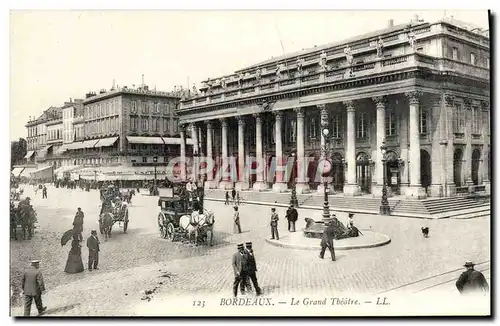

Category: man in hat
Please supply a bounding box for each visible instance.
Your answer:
[86,230,100,271]
[270,208,279,240]
[242,242,262,296]
[456,261,489,295]
[286,204,298,232]
[232,244,248,297]
[319,220,336,261]
[347,213,354,226]
[22,260,47,316]
[347,220,362,238]
[73,208,84,242]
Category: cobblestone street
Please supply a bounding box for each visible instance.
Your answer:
[10,185,490,316]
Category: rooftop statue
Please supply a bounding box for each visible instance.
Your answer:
[408,30,416,51]
[376,36,384,57]
[296,58,304,75]
[255,68,262,82]
[344,46,354,65]
[220,77,227,90]
[319,50,328,71]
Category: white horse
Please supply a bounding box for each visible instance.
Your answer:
[179,209,215,246]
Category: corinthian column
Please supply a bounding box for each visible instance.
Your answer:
[180,124,186,182]
[295,108,309,193]
[190,123,199,182]
[236,116,249,190]
[443,94,456,196]
[218,118,232,189]
[272,111,287,192]
[252,113,268,191]
[481,100,491,194]
[204,121,216,188]
[343,101,360,196]
[405,91,426,198]
[463,98,473,186]
[372,96,386,197]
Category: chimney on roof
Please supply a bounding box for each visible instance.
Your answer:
[388,19,394,28]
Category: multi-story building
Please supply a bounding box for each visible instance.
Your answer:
[177,16,490,198]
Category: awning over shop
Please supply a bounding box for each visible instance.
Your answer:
[24,151,35,159]
[54,165,81,174]
[32,166,53,174]
[57,144,68,154]
[126,136,165,145]
[83,139,100,149]
[66,141,85,150]
[95,137,119,148]
[19,168,37,178]
[162,137,193,145]
[11,167,25,177]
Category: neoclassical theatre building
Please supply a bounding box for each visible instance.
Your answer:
[177,17,490,198]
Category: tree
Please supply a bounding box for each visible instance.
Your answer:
[11,138,27,168]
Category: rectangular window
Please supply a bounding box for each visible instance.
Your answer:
[385,110,397,136]
[131,100,137,113]
[143,118,149,131]
[164,103,170,114]
[419,107,428,134]
[470,52,476,65]
[356,112,367,138]
[142,101,148,114]
[154,118,159,132]
[472,106,481,134]
[309,116,318,139]
[163,118,169,134]
[332,115,341,138]
[142,157,147,163]
[154,102,159,113]
[288,117,296,143]
[452,47,458,60]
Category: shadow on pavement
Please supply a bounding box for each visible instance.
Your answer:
[43,303,82,316]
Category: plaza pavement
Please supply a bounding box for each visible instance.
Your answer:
[10,185,490,316]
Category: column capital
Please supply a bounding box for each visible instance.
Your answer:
[179,124,187,132]
[273,110,283,120]
[444,94,455,107]
[372,96,386,109]
[294,107,305,119]
[237,115,246,125]
[463,98,472,109]
[481,100,490,111]
[253,113,262,123]
[405,91,422,105]
[317,104,326,111]
[204,120,213,128]
[219,118,228,127]
[343,100,355,112]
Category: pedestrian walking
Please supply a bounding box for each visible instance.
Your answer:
[232,243,248,297]
[225,191,230,205]
[319,220,336,261]
[86,230,100,271]
[236,192,241,206]
[22,260,47,316]
[231,188,236,205]
[233,206,242,234]
[64,234,84,274]
[456,261,489,295]
[270,208,279,240]
[73,208,84,242]
[242,242,262,296]
[42,186,47,199]
[286,204,298,232]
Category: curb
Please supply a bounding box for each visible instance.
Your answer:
[264,233,392,251]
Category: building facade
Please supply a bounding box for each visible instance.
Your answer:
[177,17,490,198]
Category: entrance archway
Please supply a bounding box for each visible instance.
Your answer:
[356,152,372,194]
[287,154,298,189]
[453,148,464,186]
[420,149,432,190]
[472,148,481,185]
[266,154,276,187]
[331,153,344,192]
[385,151,401,193]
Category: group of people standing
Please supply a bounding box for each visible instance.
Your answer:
[232,242,262,297]
[64,208,101,274]
[225,188,241,206]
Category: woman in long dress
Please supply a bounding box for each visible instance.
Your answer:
[233,206,242,234]
[64,234,84,274]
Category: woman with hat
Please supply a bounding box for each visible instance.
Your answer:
[64,233,84,274]
[233,206,242,234]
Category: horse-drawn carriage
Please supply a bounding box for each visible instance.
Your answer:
[157,195,215,246]
[99,198,129,240]
[10,198,37,240]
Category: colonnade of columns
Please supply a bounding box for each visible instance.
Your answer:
[178,91,489,198]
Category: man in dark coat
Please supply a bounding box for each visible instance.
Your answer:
[231,244,247,297]
[456,261,489,295]
[86,230,100,271]
[42,186,47,199]
[231,189,236,205]
[286,204,298,232]
[73,208,84,242]
[22,260,47,316]
[270,208,279,240]
[319,220,336,261]
[242,242,262,296]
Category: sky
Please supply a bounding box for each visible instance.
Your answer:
[9,9,489,140]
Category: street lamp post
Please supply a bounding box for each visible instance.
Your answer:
[153,156,158,188]
[321,127,331,221]
[379,139,391,215]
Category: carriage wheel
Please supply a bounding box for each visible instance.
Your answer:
[158,213,166,238]
[166,223,175,241]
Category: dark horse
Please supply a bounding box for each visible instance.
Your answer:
[99,212,114,241]
[11,202,36,240]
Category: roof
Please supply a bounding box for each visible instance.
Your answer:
[236,21,428,73]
